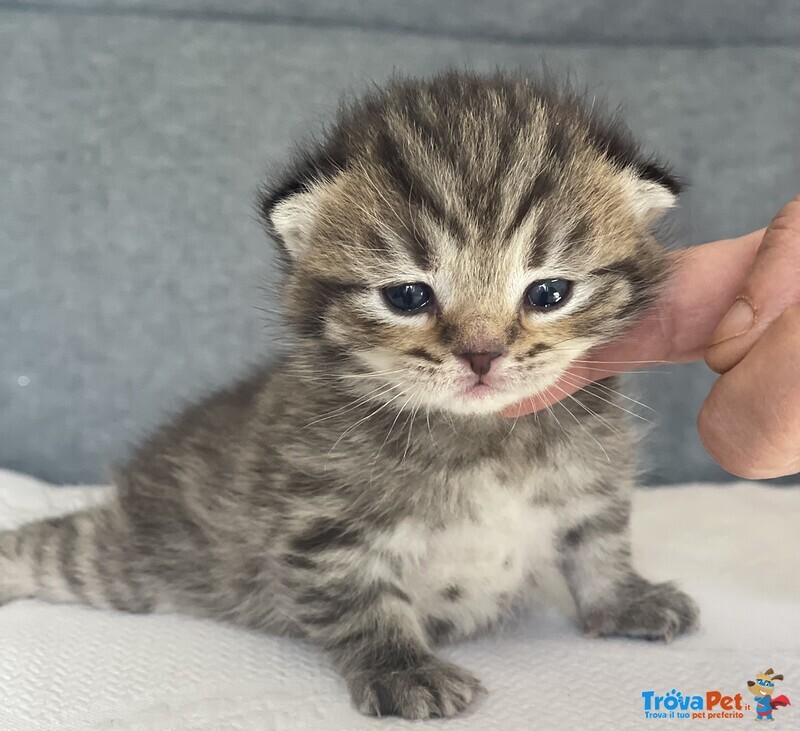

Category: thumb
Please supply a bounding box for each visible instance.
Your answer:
[705,195,800,374]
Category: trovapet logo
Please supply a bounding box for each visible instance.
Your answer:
[641,689,747,720]
[640,669,791,721]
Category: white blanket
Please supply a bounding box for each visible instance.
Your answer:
[0,470,798,730]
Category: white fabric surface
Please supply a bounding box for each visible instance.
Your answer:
[0,469,798,730]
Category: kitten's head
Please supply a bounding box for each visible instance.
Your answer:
[260,71,678,415]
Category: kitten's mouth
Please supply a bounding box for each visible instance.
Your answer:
[461,382,497,399]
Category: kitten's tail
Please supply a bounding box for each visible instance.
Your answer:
[0,504,158,613]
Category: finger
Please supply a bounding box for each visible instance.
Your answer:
[501,228,764,418]
[698,303,800,479]
[706,195,800,374]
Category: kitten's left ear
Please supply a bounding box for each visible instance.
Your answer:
[260,182,327,260]
[623,164,681,225]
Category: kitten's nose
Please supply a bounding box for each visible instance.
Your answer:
[457,351,503,377]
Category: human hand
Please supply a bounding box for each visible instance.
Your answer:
[700,196,800,478]
[502,196,800,479]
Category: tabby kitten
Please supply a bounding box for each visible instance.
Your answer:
[0,71,698,719]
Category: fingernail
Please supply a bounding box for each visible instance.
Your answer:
[709,298,755,346]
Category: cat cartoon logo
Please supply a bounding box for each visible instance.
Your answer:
[746,669,790,721]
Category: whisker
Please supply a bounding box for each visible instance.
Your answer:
[562,373,658,414]
[571,359,673,365]
[329,390,406,455]
[544,396,591,455]
[544,401,571,445]
[502,408,522,443]
[552,381,622,437]
[302,382,402,429]
[559,375,654,425]
[549,389,611,462]
[565,366,666,376]
[575,377,657,414]
[370,391,417,474]
[337,370,408,380]
[424,404,438,446]
[401,395,423,465]
[556,386,619,452]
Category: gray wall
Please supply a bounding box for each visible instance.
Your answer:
[1,1,798,484]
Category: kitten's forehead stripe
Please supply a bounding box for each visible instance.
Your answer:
[565,216,592,253]
[526,214,553,269]
[546,118,572,165]
[488,125,518,212]
[373,129,466,261]
[364,229,393,257]
[403,229,435,272]
[503,170,555,241]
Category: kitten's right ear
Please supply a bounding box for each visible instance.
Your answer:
[260,182,325,260]
[622,163,681,226]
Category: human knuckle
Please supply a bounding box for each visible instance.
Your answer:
[769,198,800,233]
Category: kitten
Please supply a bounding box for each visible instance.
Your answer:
[0,71,698,719]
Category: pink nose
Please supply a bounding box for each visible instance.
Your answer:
[457,351,503,377]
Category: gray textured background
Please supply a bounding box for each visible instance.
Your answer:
[1,1,799,484]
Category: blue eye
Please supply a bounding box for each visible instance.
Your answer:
[525,279,572,310]
[382,283,433,313]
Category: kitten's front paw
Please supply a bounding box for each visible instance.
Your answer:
[349,656,485,719]
[583,580,699,642]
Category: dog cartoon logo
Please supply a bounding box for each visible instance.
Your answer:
[747,669,790,721]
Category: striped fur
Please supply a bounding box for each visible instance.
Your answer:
[0,71,697,720]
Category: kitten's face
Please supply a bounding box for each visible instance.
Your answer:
[264,74,675,415]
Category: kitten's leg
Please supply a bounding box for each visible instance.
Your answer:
[289,559,484,718]
[558,498,699,641]
[0,503,161,613]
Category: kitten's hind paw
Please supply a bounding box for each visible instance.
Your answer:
[349,656,485,719]
[583,580,699,642]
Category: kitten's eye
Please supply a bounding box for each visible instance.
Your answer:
[525,279,573,310]
[382,283,433,313]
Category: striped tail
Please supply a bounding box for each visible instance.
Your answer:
[0,505,158,613]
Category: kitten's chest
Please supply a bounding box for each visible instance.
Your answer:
[373,467,589,637]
